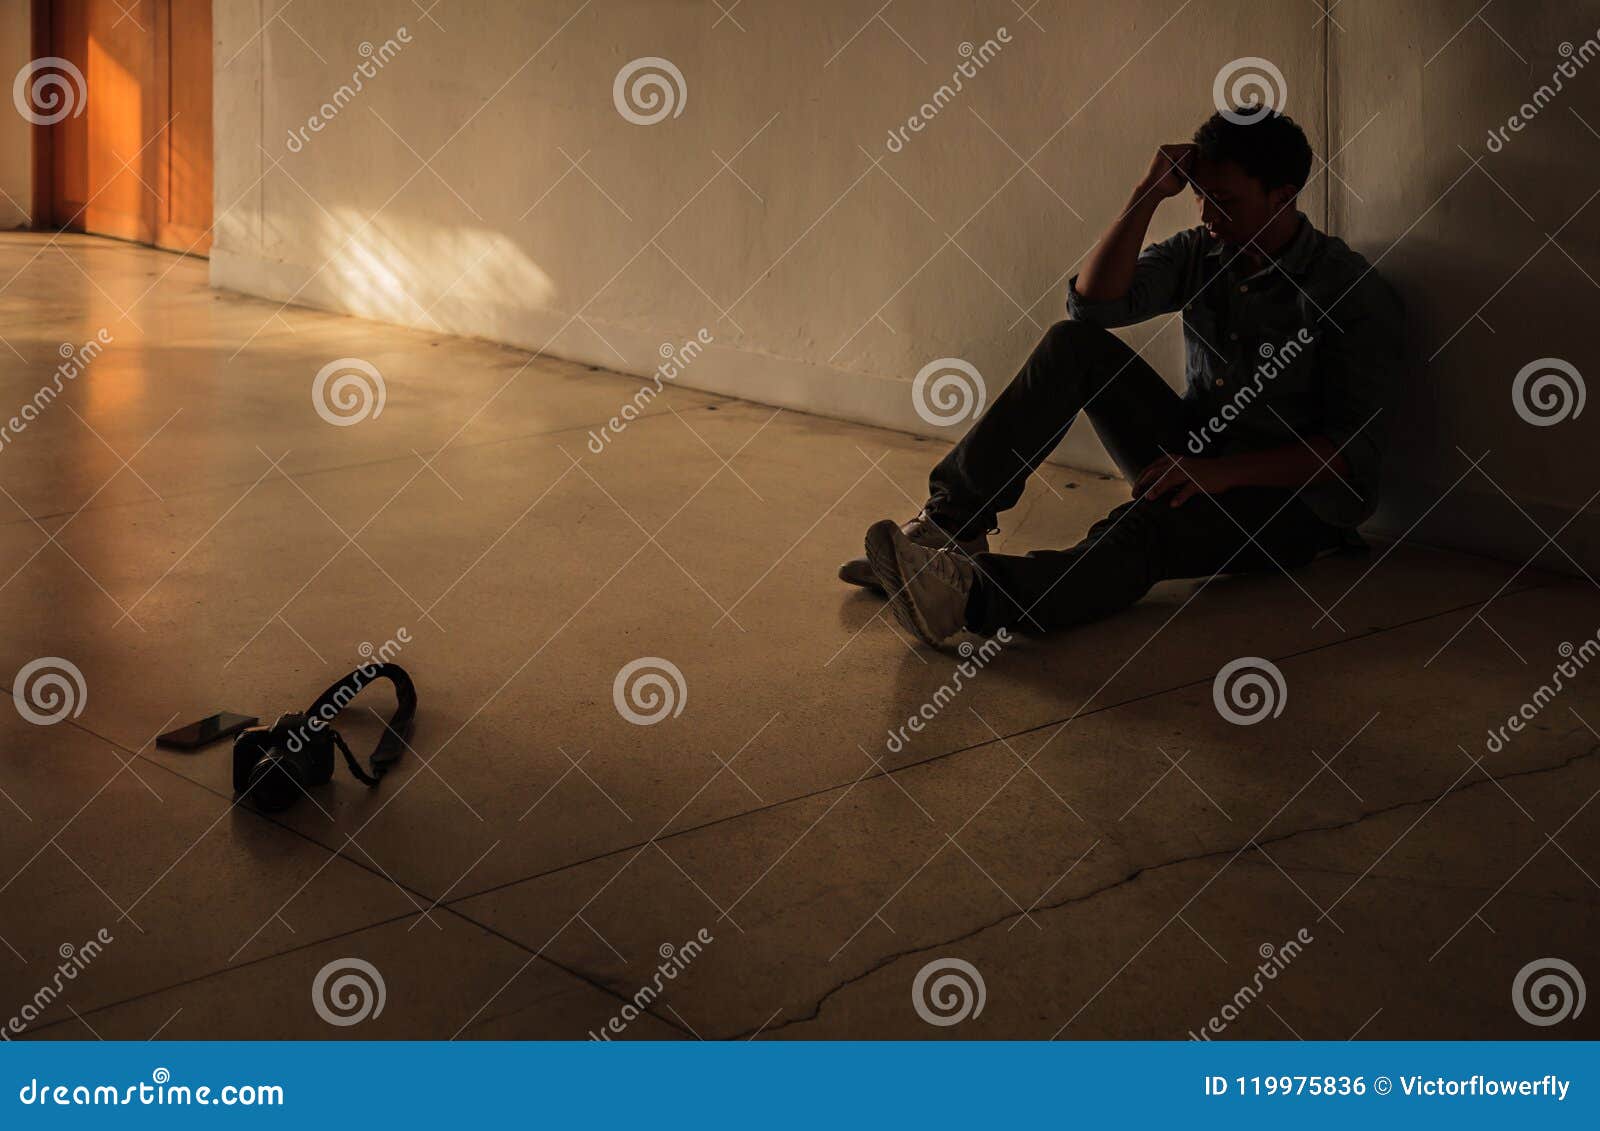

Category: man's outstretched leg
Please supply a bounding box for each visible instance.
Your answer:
[868,488,1342,646]
[839,320,1188,590]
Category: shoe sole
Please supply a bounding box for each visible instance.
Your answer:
[864,520,937,645]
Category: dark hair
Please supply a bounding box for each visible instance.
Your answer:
[1192,106,1313,191]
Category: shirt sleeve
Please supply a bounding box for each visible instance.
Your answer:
[1314,273,1405,505]
[1066,227,1200,328]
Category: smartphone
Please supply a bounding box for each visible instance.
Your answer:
[157,712,258,751]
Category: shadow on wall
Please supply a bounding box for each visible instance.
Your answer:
[1371,235,1597,576]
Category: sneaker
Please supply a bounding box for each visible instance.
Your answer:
[864,519,976,646]
[838,513,988,592]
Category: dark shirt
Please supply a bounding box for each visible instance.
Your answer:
[1066,214,1404,527]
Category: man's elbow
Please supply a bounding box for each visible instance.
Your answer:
[1065,281,1135,327]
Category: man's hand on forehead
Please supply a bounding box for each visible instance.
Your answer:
[1140,143,1196,199]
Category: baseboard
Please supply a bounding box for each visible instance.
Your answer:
[1370,479,1599,580]
[209,247,1596,578]
[208,246,1116,475]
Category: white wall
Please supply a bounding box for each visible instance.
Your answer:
[210,0,1599,571]
[210,0,1325,471]
[0,0,34,229]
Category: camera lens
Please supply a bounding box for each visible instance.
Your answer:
[244,751,302,812]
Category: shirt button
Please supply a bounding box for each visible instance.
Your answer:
[1238,284,1249,293]
[1215,378,1227,388]
[1228,332,1239,341]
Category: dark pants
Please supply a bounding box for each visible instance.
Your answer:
[925,321,1344,635]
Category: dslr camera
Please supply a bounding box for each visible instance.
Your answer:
[232,712,335,813]
[230,661,415,813]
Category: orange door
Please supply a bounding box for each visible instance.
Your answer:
[42,0,212,254]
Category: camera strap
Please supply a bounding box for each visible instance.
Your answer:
[304,662,417,788]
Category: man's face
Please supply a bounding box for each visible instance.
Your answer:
[1189,156,1295,247]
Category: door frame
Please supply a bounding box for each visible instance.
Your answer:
[28,0,53,230]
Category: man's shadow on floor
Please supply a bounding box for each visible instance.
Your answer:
[836,545,1374,773]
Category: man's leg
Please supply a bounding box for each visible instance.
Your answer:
[965,488,1344,636]
[925,320,1190,538]
[839,319,1184,592]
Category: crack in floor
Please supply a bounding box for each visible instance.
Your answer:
[1231,855,1600,907]
[436,581,1559,913]
[739,737,1600,1039]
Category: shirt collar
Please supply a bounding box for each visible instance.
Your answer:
[1203,213,1320,279]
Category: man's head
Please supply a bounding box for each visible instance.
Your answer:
[1188,106,1312,248]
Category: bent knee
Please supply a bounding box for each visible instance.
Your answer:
[1037,320,1129,392]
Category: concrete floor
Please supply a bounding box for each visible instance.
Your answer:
[0,232,1596,1041]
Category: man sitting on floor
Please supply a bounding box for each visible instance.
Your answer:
[840,105,1404,647]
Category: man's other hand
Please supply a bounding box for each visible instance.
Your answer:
[1139,144,1195,200]
[1134,452,1244,507]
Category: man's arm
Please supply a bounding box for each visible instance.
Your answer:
[1075,144,1194,302]
[1135,274,1403,510]
[1134,441,1352,508]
